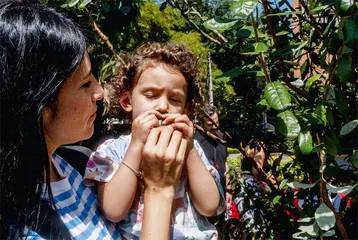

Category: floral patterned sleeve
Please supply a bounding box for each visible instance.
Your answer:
[194,139,226,215]
[83,136,130,187]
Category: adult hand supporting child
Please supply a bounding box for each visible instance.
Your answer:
[141,125,187,240]
[163,113,222,217]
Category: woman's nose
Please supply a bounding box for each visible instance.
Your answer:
[93,81,104,101]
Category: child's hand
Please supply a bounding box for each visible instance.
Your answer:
[162,113,194,152]
[131,110,162,148]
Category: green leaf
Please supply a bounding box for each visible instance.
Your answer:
[340,0,354,12]
[264,82,291,110]
[315,203,336,231]
[334,88,349,122]
[271,41,307,58]
[298,217,314,223]
[255,99,271,111]
[203,17,239,31]
[341,16,358,49]
[287,182,317,189]
[323,230,335,237]
[323,136,338,157]
[237,26,253,38]
[276,111,301,138]
[298,222,319,236]
[272,195,282,204]
[216,65,253,81]
[309,0,339,14]
[340,120,358,135]
[241,42,268,55]
[299,131,313,155]
[79,0,92,8]
[276,31,289,36]
[314,104,327,127]
[67,0,80,7]
[326,183,357,195]
[230,0,258,19]
[305,74,321,90]
[350,150,358,168]
[335,55,352,83]
[266,11,302,16]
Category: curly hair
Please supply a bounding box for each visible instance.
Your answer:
[104,42,205,119]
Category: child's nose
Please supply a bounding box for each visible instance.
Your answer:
[155,98,169,113]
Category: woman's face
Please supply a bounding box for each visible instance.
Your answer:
[43,53,104,151]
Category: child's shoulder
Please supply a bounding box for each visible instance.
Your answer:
[95,134,132,152]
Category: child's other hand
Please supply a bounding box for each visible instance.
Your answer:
[162,113,194,151]
[131,110,162,148]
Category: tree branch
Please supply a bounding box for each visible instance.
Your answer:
[167,0,223,45]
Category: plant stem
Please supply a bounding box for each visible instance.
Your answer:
[316,135,349,239]
[250,14,271,83]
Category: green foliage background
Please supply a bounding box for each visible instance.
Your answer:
[42,0,357,239]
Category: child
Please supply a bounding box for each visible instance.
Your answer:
[84,42,225,239]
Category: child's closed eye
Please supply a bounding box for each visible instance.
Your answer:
[143,92,157,99]
[170,98,182,104]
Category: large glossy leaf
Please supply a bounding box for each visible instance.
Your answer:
[309,0,339,14]
[264,82,291,110]
[335,55,352,83]
[341,16,358,49]
[340,0,354,12]
[230,0,258,19]
[203,17,239,31]
[340,120,358,135]
[216,65,253,81]
[271,41,307,58]
[305,74,321,90]
[79,0,92,8]
[323,136,338,157]
[266,11,302,16]
[334,88,350,122]
[298,221,319,236]
[287,182,317,189]
[351,150,358,168]
[299,131,313,155]
[315,203,336,231]
[326,183,357,195]
[314,104,327,127]
[323,230,335,237]
[241,42,268,55]
[276,111,301,138]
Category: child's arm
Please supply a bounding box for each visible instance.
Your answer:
[97,110,161,222]
[166,114,222,217]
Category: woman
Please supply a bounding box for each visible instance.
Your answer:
[0,1,185,239]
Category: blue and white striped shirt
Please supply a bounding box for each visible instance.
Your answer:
[37,153,121,239]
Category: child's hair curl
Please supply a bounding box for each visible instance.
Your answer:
[104,42,205,119]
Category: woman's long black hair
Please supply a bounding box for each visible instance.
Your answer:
[0,1,87,237]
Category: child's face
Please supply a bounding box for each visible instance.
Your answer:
[124,64,188,120]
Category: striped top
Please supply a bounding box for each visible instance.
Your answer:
[39,153,122,239]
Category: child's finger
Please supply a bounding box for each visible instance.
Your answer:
[171,122,193,139]
[141,114,160,130]
[136,110,163,122]
[162,113,181,125]
[173,114,191,125]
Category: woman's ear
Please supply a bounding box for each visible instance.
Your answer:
[120,90,133,113]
